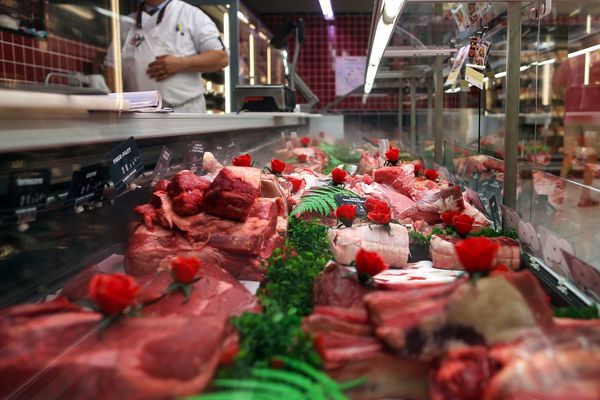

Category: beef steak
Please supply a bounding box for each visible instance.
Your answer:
[202,166,261,221]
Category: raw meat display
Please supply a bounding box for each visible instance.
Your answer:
[399,185,465,224]
[372,261,465,289]
[430,234,520,271]
[327,223,409,267]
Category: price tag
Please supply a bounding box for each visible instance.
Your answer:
[5,169,51,224]
[182,142,204,172]
[69,164,107,206]
[464,187,489,219]
[152,146,172,182]
[105,137,144,193]
[334,194,367,216]
[489,195,501,229]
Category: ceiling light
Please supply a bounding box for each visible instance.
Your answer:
[569,44,600,59]
[319,0,334,21]
[237,11,249,24]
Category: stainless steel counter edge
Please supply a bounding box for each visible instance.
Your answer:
[0,112,322,152]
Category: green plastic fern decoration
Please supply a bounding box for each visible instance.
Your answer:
[291,186,358,217]
[187,357,365,400]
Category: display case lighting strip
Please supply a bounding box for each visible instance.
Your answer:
[237,11,250,24]
[568,43,600,59]
[364,0,406,94]
[223,11,231,113]
[319,0,335,21]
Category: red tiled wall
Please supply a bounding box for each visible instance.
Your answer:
[261,14,398,112]
[0,31,104,85]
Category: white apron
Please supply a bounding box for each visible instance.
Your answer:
[121,1,205,112]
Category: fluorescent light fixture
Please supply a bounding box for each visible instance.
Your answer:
[267,46,272,84]
[445,87,461,94]
[224,11,231,113]
[258,31,268,40]
[58,4,94,20]
[319,0,335,21]
[249,24,256,30]
[520,65,530,72]
[249,33,255,85]
[569,43,600,59]
[364,0,406,94]
[495,71,507,79]
[532,58,555,66]
[237,11,249,24]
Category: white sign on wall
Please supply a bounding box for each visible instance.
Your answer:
[335,56,367,96]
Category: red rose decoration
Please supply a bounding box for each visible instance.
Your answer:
[490,263,511,277]
[365,197,388,213]
[355,248,389,279]
[335,204,357,227]
[452,214,475,236]
[367,202,392,225]
[385,147,400,164]
[271,159,286,174]
[413,161,423,175]
[232,154,252,167]
[286,176,304,192]
[297,154,308,163]
[89,273,139,315]
[300,136,310,147]
[171,257,201,284]
[455,237,500,274]
[440,210,461,227]
[331,167,347,185]
[424,169,439,180]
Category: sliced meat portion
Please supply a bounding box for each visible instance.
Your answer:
[202,166,261,221]
[292,147,329,172]
[399,185,465,225]
[327,223,409,268]
[358,151,380,175]
[373,164,416,197]
[430,234,520,271]
[313,263,374,309]
[373,261,465,289]
[365,271,553,360]
[0,300,228,400]
[349,181,415,217]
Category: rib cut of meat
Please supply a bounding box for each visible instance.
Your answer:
[372,260,465,289]
[399,185,465,224]
[138,261,260,318]
[327,223,409,268]
[0,299,229,400]
[202,166,261,221]
[313,263,374,309]
[365,271,553,360]
[430,234,520,271]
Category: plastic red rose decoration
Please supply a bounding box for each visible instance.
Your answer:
[452,214,475,236]
[171,256,201,284]
[286,176,304,192]
[297,154,308,163]
[368,202,392,225]
[355,248,389,280]
[385,147,400,164]
[424,169,439,180]
[331,167,347,185]
[300,136,310,147]
[232,154,252,167]
[365,197,388,213]
[89,273,139,315]
[455,237,500,274]
[335,204,357,227]
[271,159,286,174]
[440,210,461,227]
[413,161,423,175]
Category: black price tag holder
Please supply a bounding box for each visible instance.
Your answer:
[334,194,367,216]
[152,146,172,183]
[4,168,51,226]
[68,163,108,209]
[182,142,204,173]
[488,195,501,229]
[105,136,145,195]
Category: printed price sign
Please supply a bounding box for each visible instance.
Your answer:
[5,169,51,224]
[69,164,107,206]
[182,142,204,172]
[105,137,144,193]
[489,195,501,229]
[334,194,367,216]
[152,146,172,182]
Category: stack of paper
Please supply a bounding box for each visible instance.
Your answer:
[108,91,172,113]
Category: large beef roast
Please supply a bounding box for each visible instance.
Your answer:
[0,298,229,400]
[202,166,261,221]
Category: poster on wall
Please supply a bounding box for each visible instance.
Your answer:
[335,56,367,96]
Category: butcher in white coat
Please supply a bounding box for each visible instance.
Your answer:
[104,0,228,113]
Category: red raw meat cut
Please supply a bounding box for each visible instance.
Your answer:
[345,180,415,217]
[167,170,211,216]
[372,261,465,289]
[153,179,170,192]
[202,166,261,221]
[0,299,229,400]
[292,147,328,172]
[373,164,415,197]
[365,271,553,360]
[138,261,260,318]
[358,152,380,175]
[399,185,465,224]
[313,263,375,309]
[430,234,520,271]
[303,304,429,400]
[133,203,159,230]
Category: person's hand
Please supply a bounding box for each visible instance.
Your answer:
[147,55,188,81]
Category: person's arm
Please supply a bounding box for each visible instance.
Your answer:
[146,50,228,81]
